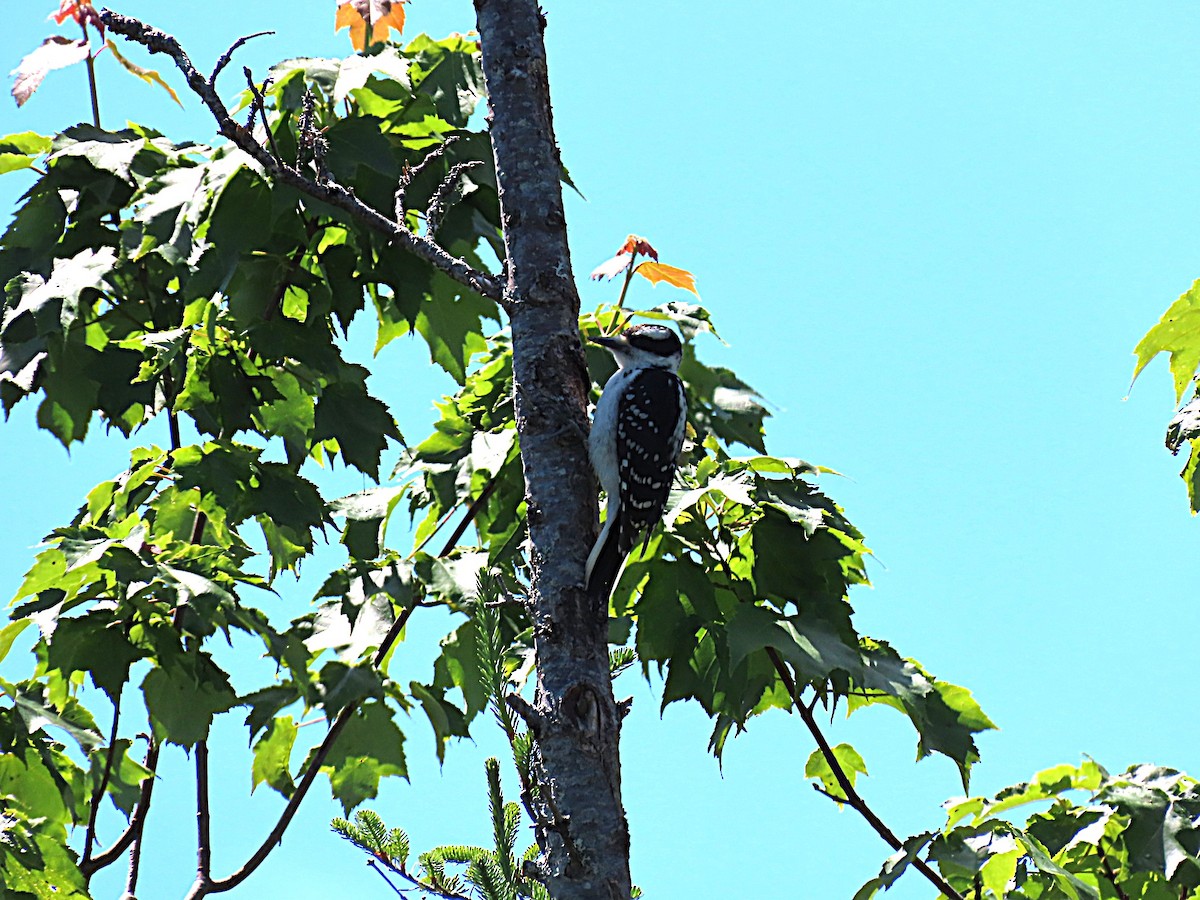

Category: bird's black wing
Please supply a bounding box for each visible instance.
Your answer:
[615,367,686,552]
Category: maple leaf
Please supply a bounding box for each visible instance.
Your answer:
[335,0,407,52]
[635,261,699,296]
[589,233,660,281]
[11,36,90,107]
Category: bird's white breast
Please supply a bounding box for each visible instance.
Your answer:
[589,366,635,501]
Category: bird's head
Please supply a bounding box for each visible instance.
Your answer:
[592,323,683,372]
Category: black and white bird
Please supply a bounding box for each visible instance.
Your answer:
[586,324,687,602]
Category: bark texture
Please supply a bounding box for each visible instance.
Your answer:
[473,2,633,898]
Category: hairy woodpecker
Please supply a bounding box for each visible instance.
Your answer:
[586,323,687,602]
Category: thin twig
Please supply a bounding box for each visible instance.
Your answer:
[188,603,419,898]
[766,648,967,900]
[1098,843,1130,900]
[438,476,501,557]
[195,740,213,887]
[367,859,406,897]
[426,161,483,236]
[243,67,281,162]
[81,699,122,875]
[99,10,505,307]
[82,20,101,128]
[81,738,160,877]
[395,135,463,223]
[209,31,273,86]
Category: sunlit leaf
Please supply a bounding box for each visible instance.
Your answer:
[10,36,90,108]
[335,0,407,52]
[635,261,698,296]
[805,743,868,803]
[104,39,182,107]
[1133,278,1200,402]
[252,716,298,798]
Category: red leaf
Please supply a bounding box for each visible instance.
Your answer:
[11,36,90,108]
[52,0,103,34]
[590,234,662,280]
[618,234,658,261]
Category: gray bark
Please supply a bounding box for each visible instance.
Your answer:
[473,2,633,898]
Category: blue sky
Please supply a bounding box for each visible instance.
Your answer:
[3,2,1200,898]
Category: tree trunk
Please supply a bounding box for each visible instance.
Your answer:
[473,2,633,898]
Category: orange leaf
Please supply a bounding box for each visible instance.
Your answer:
[335,0,406,51]
[104,39,182,107]
[11,36,89,107]
[634,261,699,296]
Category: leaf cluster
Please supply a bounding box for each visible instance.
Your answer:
[858,761,1200,900]
[0,32,511,893]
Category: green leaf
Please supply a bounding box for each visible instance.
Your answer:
[1099,766,1199,879]
[7,690,103,751]
[320,701,407,814]
[804,743,868,804]
[4,247,115,339]
[141,655,238,747]
[241,685,302,741]
[330,486,408,559]
[88,738,151,817]
[0,748,71,826]
[0,620,31,665]
[1133,278,1200,402]
[414,274,497,385]
[0,132,52,155]
[306,588,396,663]
[252,716,298,798]
[46,613,146,702]
[317,662,385,718]
[406,34,486,127]
[678,344,769,452]
[727,604,862,683]
[314,377,402,480]
[1013,829,1100,900]
[853,832,935,900]
[409,681,469,763]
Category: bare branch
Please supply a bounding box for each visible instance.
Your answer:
[98,9,505,307]
[426,161,483,236]
[82,699,121,875]
[243,67,281,162]
[505,693,545,737]
[80,738,161,877]
[395,134,462,222]
[209,31,273,86]
[766,649,967,900]
[195,740,213,887]
[188,602,419,898]
[438,474,501,557]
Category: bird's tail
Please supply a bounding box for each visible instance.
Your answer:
[585,503,625,603]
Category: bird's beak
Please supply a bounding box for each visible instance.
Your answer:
[591,335,627,350]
